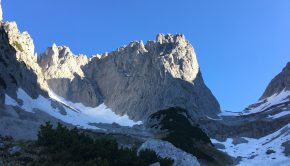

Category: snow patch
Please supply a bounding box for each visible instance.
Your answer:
[244,89,290,115]
[211,124,290,166]
[267,110,290,119]
[4,94,18,106]
[218,111,243,117]
[48,90,142,127]
[4,88,142,129]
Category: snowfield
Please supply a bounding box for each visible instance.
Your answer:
[243,89,290,115]
[211,124,290,166]
[218,111,243,117]
[267,110,290,119]
[5,88,142,129]
[219,90,290,117]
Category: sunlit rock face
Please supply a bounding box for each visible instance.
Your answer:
[38,45,103,107]
[38,34,220,121]
[83,34,220,120]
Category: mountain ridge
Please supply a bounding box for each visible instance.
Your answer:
[37,33,221,120]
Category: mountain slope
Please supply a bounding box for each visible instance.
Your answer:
[244,62,290,117]
[210,62,290,165]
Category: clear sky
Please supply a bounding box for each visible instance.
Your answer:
[3,0,290,112]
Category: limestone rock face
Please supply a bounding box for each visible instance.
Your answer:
[260,62,290,99]
[83,34,220,120]
[38,45,103,107]
[38,34,220,121]
[0,22,48,104]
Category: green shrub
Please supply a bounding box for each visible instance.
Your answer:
[36,122,173,166]
[139,149,173,166]
[12,41,24,52]
[149,107,214,160]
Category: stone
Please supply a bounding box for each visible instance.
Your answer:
[232,137,248,145]
[0,142,4,149]
[138,139,200,166]
[8,146,22,156]
[282,140,290,156]
[266,149,276,155]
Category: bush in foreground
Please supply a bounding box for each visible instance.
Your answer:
[35,122,173,166]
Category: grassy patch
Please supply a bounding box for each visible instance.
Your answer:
[12,41,24,52]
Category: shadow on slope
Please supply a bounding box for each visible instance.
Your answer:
[0,24,47,104]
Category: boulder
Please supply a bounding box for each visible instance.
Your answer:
[8,146,22,156]
[138,139,200,166]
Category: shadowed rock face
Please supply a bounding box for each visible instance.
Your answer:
[39,34,221,121]
[0,22,65,140]
[0,22,48,103]
[260,62,290,99]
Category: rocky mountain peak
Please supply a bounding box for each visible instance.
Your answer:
[38,44,88,79]
[80,33,219,120]
[260,62,290,99]
[3,22,35,57]
[155,33,187,46]
[149,33,199,82]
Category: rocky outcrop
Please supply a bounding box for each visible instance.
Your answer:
[138,139,201,166]
[38,45,103,107]
[0,21,48,104]
[260,62,290,99]
[0,21,66,140]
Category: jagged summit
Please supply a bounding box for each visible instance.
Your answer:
[260,62,290,99]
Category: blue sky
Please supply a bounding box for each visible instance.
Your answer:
[3,0,290,112]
